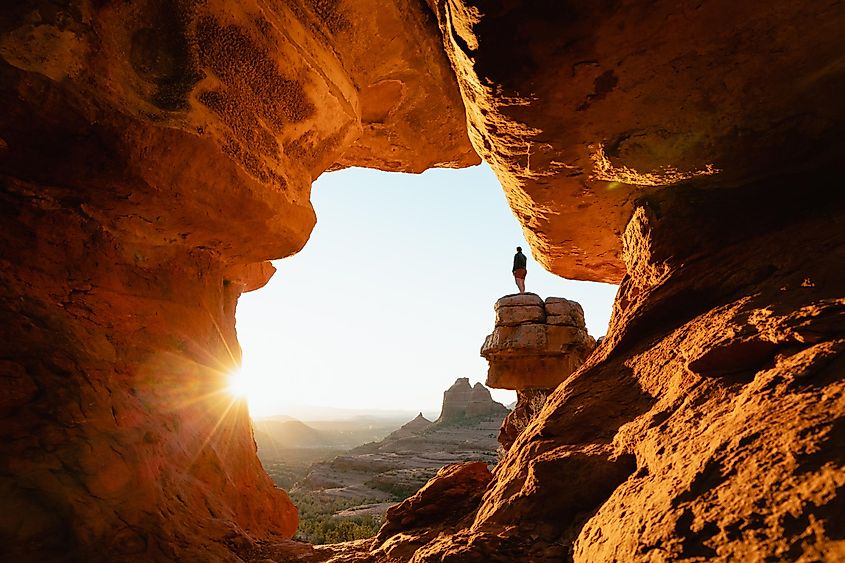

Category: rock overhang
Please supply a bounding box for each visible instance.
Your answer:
[429,0,845,282]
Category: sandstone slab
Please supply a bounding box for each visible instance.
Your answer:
[494,293,544,308]
[430,0,845,282]
[544,298,586,326]
[494,304,546,326]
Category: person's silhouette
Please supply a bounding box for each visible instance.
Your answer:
[512,246,527,293]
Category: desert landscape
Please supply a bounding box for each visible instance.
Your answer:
[1,1,843,562]
[255,377,509,544]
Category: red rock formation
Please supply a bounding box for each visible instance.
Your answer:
[0,1,476,560]
[482,294,595,391]
[436,378,507,423]
[496,389,548,453]
[481,293,594,451]
[373,462,493,561]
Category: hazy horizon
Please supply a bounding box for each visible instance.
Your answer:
[235,163,618,418]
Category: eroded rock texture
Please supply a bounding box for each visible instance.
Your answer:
[430,0,845,282]
[0,1,475,561]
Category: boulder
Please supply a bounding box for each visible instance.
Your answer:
[494,293,544,308]
[376,462,492,544]
[482,296,595,391]
[544,298,586,327]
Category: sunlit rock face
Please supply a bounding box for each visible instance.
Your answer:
[0,1,475,560]
[429,0,845,283]
[3,0,845,562]
[482,293,595,391]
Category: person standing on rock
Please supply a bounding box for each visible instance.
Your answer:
[512,246,527,293]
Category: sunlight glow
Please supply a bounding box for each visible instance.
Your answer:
[227,369,253,399]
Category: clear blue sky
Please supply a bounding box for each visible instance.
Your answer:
[235,163,618,419]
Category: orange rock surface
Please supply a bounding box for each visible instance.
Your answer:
[2,0,845,562]
[482,294,594,390]
[430,0,845,282]
[0,1,475,560]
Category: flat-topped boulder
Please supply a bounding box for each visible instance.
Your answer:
[494,292,547,326]
[494,293,544,308]
[481,295,595,391]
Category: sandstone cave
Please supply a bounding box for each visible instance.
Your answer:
[1,1,844,562]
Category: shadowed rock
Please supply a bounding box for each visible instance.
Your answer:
[436,378,507,423]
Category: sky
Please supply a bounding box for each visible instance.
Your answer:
[234,163,618,420]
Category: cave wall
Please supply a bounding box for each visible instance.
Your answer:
[430,0,845,282]
[0,1,475,561]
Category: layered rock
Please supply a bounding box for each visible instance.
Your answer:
[481,294,595,391]
[0,1,476,560]
[481,294,594,451]
[437,378,508,423]
[430,0,845,282]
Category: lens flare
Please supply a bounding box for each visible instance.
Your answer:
[228,369,251,398]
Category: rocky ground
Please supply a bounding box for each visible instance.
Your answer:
[293,412,504,505]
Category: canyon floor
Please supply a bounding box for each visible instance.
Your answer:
[255,379,508,544]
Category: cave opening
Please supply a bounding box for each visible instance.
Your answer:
[231,162,618,543]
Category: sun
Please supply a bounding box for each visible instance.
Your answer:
[227,369,253,399]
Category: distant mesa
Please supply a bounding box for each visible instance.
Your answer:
[292,378,505,513]
[436,377,508,424]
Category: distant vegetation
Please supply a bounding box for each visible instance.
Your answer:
[260,447,343,490]
[291,492,384,544]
